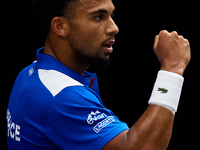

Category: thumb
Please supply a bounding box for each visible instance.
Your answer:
[153,35,159,51]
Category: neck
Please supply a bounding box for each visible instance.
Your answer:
[43,36,89,75]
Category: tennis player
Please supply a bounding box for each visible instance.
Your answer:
[7,0,191,149]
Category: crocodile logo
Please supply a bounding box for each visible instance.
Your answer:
[157,88,168,93]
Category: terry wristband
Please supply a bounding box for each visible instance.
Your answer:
[148,70,184,115]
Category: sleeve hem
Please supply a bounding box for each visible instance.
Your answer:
[91,124,129,150]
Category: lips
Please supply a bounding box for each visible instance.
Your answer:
[102,39,115,53]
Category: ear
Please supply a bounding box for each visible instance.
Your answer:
[51,17,69,37]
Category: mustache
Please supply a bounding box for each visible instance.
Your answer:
[102,37,115,45]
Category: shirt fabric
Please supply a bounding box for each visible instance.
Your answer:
[7,47,129,150]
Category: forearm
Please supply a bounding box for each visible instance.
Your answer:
[103,31,190,150]
[126,70,183,149]
[125,70,183,149]
[103,71,183,150]
[126,105,174,150]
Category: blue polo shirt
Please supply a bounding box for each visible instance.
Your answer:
[7,47,129,150]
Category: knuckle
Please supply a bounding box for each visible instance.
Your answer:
[160,30,168,34]
[179,35,184,39]
[184,38,189,43]
[171,31,178,35]
[170,31,179,38]
[182,37,190,45]
[159,30,169,37]
[186,40,190,46]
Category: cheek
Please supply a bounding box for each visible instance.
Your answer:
[69,26,102,54]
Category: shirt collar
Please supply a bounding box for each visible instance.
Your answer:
[35,47,99,93]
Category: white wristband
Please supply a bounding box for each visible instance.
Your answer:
[148,70,184,115]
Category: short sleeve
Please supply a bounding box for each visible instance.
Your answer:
[47,86,129,150]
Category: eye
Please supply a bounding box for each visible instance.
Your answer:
[95,14,104,21]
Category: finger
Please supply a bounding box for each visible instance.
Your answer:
[170,31,179,39]
[184,38,189,44]
[179,35,189,43]
[179,35,184,39]
[159,30,169,37]
[153,35,159,51]
[171,31,178,35]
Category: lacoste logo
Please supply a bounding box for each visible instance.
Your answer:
[87,110,107,125]
[157,88,168,93]
[93,116,115,133]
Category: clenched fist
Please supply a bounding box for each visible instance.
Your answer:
[153,30,191,76]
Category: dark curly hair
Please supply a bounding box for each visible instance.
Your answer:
[32,0,79,37]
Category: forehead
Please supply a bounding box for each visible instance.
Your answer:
[78,0,115,13]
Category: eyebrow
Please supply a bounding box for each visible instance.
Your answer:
[90,8,115,15]
[91,9,108,14]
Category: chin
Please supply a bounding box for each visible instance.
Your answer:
[87,56,112,72]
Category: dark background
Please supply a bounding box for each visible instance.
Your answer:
[2,0,199,149]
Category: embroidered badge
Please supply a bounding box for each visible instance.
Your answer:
[157,88,168,93]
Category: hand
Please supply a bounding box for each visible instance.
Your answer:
[153,30,191,76]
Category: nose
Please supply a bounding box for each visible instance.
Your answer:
[105,18,119,36]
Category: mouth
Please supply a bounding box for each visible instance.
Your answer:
[102,38,115,53]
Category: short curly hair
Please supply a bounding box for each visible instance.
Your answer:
[32,0,79,37]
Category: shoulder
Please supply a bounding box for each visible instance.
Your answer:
[38,69,84,97]
[38,69,103,106]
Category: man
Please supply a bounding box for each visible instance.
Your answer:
[7,0,191,149]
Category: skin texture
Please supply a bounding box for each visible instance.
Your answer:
[154,30,190,76]
[102,30,190,150]
[43,0,191,149]
[44,0,118,75]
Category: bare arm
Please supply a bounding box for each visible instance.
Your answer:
[103,30,191,150]
[103,105,174,150]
